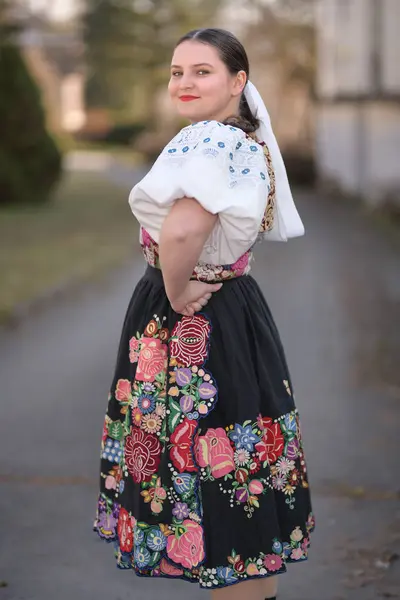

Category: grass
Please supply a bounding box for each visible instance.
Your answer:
[0,171,138,322]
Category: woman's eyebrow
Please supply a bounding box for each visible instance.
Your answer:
[170,63,214,69]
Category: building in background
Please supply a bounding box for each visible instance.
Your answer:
[316,0,400,208]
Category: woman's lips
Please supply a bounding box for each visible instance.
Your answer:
[179,96,200,102]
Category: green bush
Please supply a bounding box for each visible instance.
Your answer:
[0,44,62,206]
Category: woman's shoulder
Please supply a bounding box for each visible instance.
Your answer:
[163,120,262,157]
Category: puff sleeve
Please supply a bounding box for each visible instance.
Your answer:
[129,120,269,264]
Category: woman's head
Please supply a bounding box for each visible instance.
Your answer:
[168,28,259,132]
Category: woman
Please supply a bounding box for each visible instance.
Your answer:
[94,28,314,600]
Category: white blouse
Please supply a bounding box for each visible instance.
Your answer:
[129,120,270,265]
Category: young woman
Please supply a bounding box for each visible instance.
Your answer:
[94,28,314,600]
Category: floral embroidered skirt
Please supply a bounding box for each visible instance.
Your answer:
[94,265,315,589]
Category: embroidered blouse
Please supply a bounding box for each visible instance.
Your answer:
[129,120,276,267]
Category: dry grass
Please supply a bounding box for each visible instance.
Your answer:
[0,171,137,321]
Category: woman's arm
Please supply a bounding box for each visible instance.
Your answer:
[159,197,217,304]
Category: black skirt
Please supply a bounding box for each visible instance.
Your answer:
[94,265,314,590]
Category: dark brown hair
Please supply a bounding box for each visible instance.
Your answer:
[176,28,259,134]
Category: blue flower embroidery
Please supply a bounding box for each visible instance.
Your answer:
[137,394,156,414]
[135,545,151,568]
[229,166,235,173]
[250,145,258,152]
[236,142,242,149]
[218,142,225,148]
[168,148,177,153]
[229,424,260,451]
[229,152,234,160]
[203,137,211,143]
[102,438,123,463]
[146,528,167,551]
[230,127,237,131]
[216,566,238,584]
[242,168,250,175]
[182,146,189,153]
[134,529,145,546]
[260,172,266,180]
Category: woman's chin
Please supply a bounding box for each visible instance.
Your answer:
[177,106,208,123]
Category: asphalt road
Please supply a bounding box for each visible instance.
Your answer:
[0,183,399,600]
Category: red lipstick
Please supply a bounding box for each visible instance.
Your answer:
[179,95,200,102]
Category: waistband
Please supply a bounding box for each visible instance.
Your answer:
[143,264,247,285]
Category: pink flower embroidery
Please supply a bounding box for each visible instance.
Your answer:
[170,315,211,367]
[264,553,283,572]
[291,547,305,561]
[125,428,161,483]
[166,520,205,569]
[195,428,235,478]
[159,558,183,576]
[115,379,132,402]
[129,337,140,363]
[136,337,167,382]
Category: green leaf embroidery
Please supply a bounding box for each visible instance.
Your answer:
[108,422,124,440]
[168,399,181,431]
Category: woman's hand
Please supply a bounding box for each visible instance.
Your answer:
[170,281,222,316]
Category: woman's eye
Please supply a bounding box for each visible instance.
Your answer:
[198,70,210,76]
[171,71,182,77]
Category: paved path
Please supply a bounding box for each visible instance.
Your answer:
[0,178,399,600]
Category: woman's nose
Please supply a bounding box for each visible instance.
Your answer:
[179,74,194,89]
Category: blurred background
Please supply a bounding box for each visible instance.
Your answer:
[0,1,399,599]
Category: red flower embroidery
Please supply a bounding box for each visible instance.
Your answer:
[125,428,161,483]
[255,416,284,464]
[136,337,167,382]
[170,419,197,473]
[170,315,211,367]
[117,508,134,552]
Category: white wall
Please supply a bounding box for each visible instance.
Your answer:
[381,0,400,93]
[316,0,373,98]
[316,0,400,206]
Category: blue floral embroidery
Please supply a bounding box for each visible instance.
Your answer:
[218,142,225,148]
[229,152,233,160]
[216,567,238,584]
[250,145,258,152]
[230,127,237,132]
[168,148,177,153]
[135,528,145,545]
[229,166,235,173]
[102,438,122,463]
[236,142,242,149]
[182,146,189,153]
[147,528,167,551]
[203,137,211,143]
[229,423,260,452]
[135,546,151,568]
[137,394,156,414]
[242,168,250,175]
[260,172,266,180]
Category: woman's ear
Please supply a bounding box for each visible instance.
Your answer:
[233,70,247,96]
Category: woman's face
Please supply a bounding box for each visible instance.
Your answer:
[168,40,246,123]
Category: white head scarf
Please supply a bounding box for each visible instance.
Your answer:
[244,81,305,241]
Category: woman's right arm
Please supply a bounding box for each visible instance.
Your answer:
[159,197,222,314]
